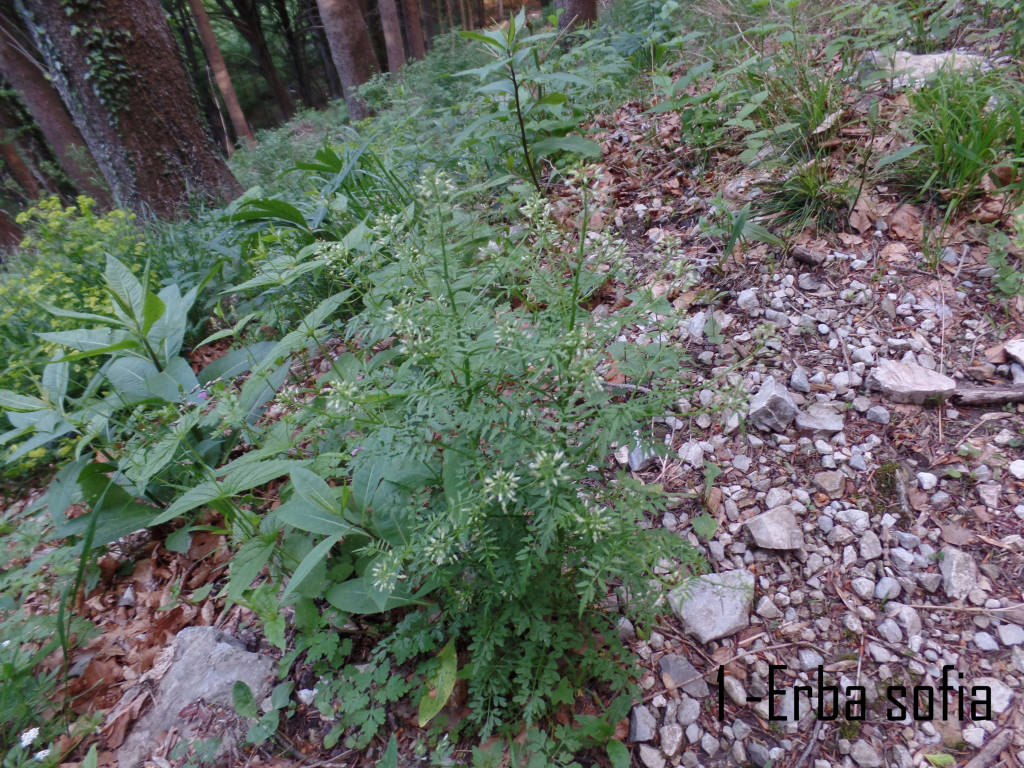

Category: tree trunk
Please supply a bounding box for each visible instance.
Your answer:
[0,14,110,204]
[0,136,39,199]
[273,0,315,107]
[315,0,378,120]
[188,0,256,148]
[167,0,231,153]
[443,0,453,33]
[378,0,406,72]
[557,0,596,32]
[0,206,21,246]
[401,0,426,58]
[18,0,241,218]
[302,0,342,100]
[471,0,483,27]
[212,0,296,121]
[418,0,436,46]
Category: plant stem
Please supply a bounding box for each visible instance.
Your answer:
[508,62,541,192]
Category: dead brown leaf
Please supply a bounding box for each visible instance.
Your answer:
[940,523,974,546]
[889,204,922,241]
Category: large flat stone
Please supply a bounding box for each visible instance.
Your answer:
[669,569,754,643]
[658,654,710,697]
[116,627,275,768]
[862,50,991,89]
[870,359,955,405]
[745,506,804,550]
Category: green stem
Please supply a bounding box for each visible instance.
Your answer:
[508,62,541,192]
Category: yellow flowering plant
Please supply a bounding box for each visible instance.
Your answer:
[0,196,145,396]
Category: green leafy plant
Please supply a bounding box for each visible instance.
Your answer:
[987,204,1024,297]
[894,68,1024,211]
[457,8,602,190]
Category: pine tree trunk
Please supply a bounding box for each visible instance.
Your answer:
[557,0,596,32]
[0,15,110,204]
[378,0,406,72]
[315,0,378,120]
[17,0,241,218]
[188,0,256,148]
[402,0,426,58]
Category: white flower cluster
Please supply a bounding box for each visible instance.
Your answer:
[324,379,359,413]
[414,170,457,205]
[369,550,405,594]
[483,469,520,509]
[528,450,571,498]
[571,497,615,542]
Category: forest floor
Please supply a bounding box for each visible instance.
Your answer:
[3,4,1024,768]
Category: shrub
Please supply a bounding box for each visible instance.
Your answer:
[0,196,144,396]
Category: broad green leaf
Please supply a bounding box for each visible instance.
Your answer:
[195,312,258,348]
[56,338,142,363]
[37,328,131,354]
[39,303,117,325]
[148,480,222,526]
[276,498,357,536]
[42,358,69,404]
[280,534,341,603]
[232,681,259,718]
[0,389,47,412]
[417,638,458,726]
[198,342,275,384]
[69,463,160,546]
[106,357,161,404]
[154,458,303,526]
[141,291,166,335]
[606,740,630,768]
[325,577,419,615]
[165,527,192,553]
[105,254,146,323]
[924,755,955,768]
[82,746,98,768]
[228,538,275,600]
[290,467,338,514]
[532,135,603,159]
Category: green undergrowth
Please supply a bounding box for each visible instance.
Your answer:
[3,0,1024,764]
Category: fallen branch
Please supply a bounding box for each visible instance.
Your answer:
[963,728,1012,768]
[952,385,1024,406]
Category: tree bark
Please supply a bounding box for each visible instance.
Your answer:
[378,0,406,72]
[0,206,21,246]
[557,0,596,32]
[315,0,378,120]
[188,0,256,148]
[212,0,296,121]
[0,13,110,204]
[167,0,231,153]
[0,136,39,199]
[18,0,241,218]
[401,0,426,59]
[272,0,315,107]
[301,0,342,100]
